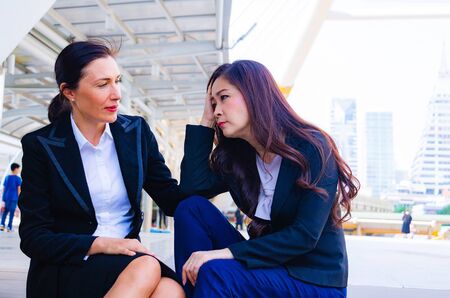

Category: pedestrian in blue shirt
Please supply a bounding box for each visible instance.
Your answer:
[1,163,22,232]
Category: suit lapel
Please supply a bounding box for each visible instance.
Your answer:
[37,115,95,219]
[110,115,143,211]
[270,136,302,221]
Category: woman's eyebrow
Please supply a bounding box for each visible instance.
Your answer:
[215,88,229,96]
[93,74,122,82]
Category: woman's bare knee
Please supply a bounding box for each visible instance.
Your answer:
[106,256,161,298]
[128,256,161,285]
[151,277,185,298]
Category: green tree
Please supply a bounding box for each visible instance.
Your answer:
[394,204,407,213]
[437,205,450,215]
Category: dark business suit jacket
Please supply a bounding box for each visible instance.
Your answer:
[18,114,184,297]
[180,125,348,288]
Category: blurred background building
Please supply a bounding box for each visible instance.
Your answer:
[330,98,358,176]
[366,112,395,198]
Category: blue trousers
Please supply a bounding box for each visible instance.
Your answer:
[1,200,17,230]
[174,196,347,298]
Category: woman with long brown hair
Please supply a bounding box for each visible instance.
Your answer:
[174,60,359,297]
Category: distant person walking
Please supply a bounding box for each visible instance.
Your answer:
[159,207,168,229]
[0,163,22,232]
[401,210,413,236]
[234,209,243,230]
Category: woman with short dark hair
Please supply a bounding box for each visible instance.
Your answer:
[175,60,359,297]
[19,40,185,298]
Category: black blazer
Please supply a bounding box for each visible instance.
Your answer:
[18,114,184,297]
[180,125,348,288]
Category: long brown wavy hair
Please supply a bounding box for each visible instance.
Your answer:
[208,60,359,225]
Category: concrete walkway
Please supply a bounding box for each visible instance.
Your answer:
[346,235,450,298]
[1,232,450,297]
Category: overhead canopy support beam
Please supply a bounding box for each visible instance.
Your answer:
[149,89,204,98]
[19,35,58,66]
[215,0,224,49]
[3,106,47,119]
[6,72,55,81]
[193,56,209,78]
[155,0,184,40]
[216,0,232,62]
[5,86,56,93]
[34,21,68,49]
[96,0,138,44]
[0,131,21,148]
[155,111,202,120]
[281,0,333,97]
[133,79,205,90]
[47,8,86,41]
[117,41,219,63]
[158,104,203,112]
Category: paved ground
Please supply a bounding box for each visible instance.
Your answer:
[346,235,450,298]
[1,232,450,297]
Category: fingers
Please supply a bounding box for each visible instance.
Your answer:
[189,265,198,286]
[129,239,151,255]
[186,261,195,286]
[99,238,155,257]
[200,91,216,127]
[182,261,197,286]
[121,248,137,256]
[182,258,194,286]
[182,264,187,285]
[182,252,208,286]
[124,239,157,257]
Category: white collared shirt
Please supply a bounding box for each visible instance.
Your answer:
[70,114,134,238]
[255,154,282,220]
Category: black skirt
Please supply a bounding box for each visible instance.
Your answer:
[57,253,178,297]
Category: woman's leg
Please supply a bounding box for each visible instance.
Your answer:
[194,259,347,298]
[151,277,185,298]
[174,196,245,297]
[105,255,161,298]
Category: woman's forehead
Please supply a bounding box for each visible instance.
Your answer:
[83,56,120,80]
[212,77,234,91]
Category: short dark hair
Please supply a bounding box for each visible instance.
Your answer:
[10,163,20,171]
[48,40,118,123]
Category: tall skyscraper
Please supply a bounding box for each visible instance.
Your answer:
[330,98,358,176]
[366,112,395,197]
[410,45,450,195]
